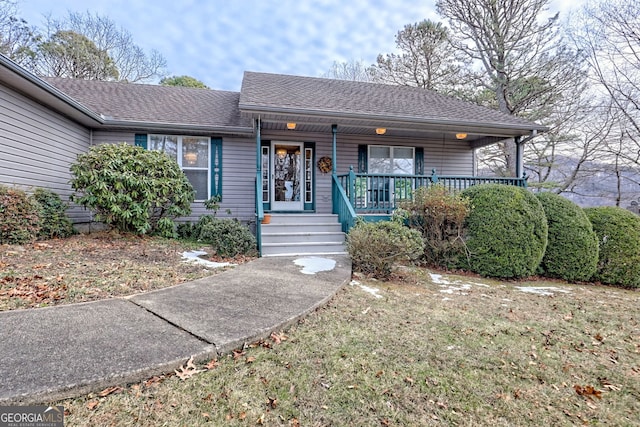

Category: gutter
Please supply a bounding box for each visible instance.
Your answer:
[98,119,254,135]
[0,54,104,124]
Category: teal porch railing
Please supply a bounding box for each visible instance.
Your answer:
[337,167,528,215]
[332,173,357,233]
[255,173,264,256]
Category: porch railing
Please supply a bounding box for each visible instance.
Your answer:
[255,173,264,256]
[332,173,357,233]
[338,167,528,214]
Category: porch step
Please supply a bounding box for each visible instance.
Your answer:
[260,214,347,257]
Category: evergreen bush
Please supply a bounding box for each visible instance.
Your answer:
[32,188,75,239]
[585,206,640,288]
[0,185,40,244]
[460,184,548,278]
[535,192,598,281]
[70,143,194,237]
[347,219,424,279]
[198,219,257,257]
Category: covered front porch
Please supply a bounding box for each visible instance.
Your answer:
[238,72,546,255]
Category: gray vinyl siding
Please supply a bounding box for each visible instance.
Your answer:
[0,82,92,223]
[91,131,135,146]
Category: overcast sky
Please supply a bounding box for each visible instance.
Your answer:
[18,0,581,91]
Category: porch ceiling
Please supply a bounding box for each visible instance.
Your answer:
[259,116,517,148]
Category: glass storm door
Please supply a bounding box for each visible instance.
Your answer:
[272,142,304,211]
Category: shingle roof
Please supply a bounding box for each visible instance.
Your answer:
[42,77,251,130]
[239,71,546,132]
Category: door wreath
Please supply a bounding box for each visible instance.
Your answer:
[317,156,332,173]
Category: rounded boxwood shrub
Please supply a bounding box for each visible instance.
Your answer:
[70,143,195,237]
[460,184,548,278]
[535,192,598,282]
[584,206,640,288]
[347,219,424,279]
[198,218,257,257]
[32,188,75,239]
[0,185,40,244]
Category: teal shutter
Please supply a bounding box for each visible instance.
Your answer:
[210,137,222,199]
[358,145,368,173]
[304,141,315,211]
[134,134,147,149]
[415,147,424,175]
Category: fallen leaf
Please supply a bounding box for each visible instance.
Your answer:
[205,359,219,370]
[246,356,256,363]
[574,384,602,399]
[270,332,288,344]
[98,386,123,397]
[86,400,100,410]
[175,356,204,380]
[239,412,247,420]
[268,397,278,409]
[233,349,246,360]
[290,418,300,427]
[257,413,266,425]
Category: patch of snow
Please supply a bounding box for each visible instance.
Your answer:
[349,280,360,286]
[181,251,231,269]
[294,257,336,275]
[439,284,472,295]
[515,286,572,296]
[471,282,490,288]
[429,273,451,285]
[442,297,453,301]
[359,284,383,299]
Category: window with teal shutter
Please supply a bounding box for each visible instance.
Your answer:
[210,137,222,199]
[134,134,147,149]
[415,147,424,175]
[358,144,368,173]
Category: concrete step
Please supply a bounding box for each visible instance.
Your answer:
[262,231,346,244]
[261,241,347,257]
[259,213,347,257]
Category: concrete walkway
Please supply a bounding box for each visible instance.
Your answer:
[0,255,351,405]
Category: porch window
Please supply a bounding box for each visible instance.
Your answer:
[368,146,415,174]
[148,134,211,201]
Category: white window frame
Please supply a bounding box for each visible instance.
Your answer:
[148,134,210,201]
[368,145,415,175]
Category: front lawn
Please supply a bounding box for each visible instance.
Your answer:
[55,269,640,426]
[0,232,245,311]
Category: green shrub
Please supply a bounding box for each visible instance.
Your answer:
[347,220,424,279]
[585,206,640,288]
[32,188,75,239]
[399,185,470,268]
[70,143,194,237]
[0,185,40,244]
[460,184,548,278]
[535,192,598,281]
[198,218,257,257]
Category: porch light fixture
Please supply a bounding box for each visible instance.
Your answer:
[375,128,387,135]
[276,147,288,158]
[456,133,468,139]
[184,152,198,165]
[286,122,296,130]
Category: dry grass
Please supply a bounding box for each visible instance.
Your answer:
[0,232,244,311]
[55,268,640,426]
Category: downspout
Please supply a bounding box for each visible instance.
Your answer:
[515,129,538,179]
[255,117,263,256]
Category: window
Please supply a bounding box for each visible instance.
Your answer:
[149,134,210,200]
[368,146,415,174]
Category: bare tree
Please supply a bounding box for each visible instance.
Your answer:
[44,11,166,82]
[0,0,38,64]
[436,0,584,175]
[322,59,372,82]
[369,20,470,96]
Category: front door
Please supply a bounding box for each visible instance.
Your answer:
[272,142,304,211]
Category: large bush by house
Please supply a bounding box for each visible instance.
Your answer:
[399,185,470,268]
[535,192,598,282]
[585,206,640,288]
[347,219,424,279]
[0,185,40,244]
[70,143,194,237]
[33,188,75,239]
[460,184,548,278]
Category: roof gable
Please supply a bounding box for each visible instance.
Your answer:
[239,71,546,133]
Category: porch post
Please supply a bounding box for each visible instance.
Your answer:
[256,117,261,173]
[331,124,337,175]
[515,136,523,178]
